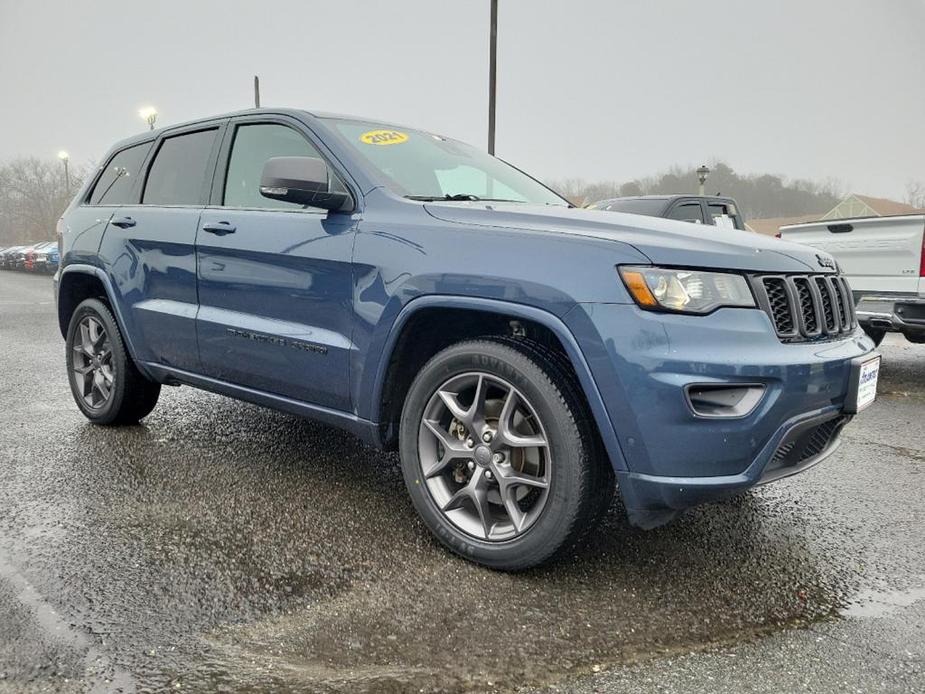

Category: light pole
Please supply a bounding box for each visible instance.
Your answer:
[139,106,158,131]
[697,164,710,196]
[487,0,498,155]
[57,151,70,191]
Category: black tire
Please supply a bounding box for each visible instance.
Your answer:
[863,327,887,347]
[65,298,161,425]
[399,337,613,570]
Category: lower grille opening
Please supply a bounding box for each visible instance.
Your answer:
[764,415,851,478]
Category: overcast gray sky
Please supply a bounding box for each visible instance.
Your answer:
[1,0,923,199]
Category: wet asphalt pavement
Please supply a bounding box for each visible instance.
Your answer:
[0,270,923,693]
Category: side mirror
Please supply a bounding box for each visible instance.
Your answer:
[259,156,353,212]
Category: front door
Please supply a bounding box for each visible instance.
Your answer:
[196,118,357,411]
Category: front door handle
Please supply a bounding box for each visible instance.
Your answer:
[111,216,136,229]
[202,221,236,236]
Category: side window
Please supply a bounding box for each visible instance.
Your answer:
[142,129,218,205]
[223,123,334,210]
[668,203,705,224]
[89,143,151,205]
[708,203,742,230]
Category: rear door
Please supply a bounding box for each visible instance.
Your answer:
[195,116,357,411]
[780,216,925,294]
[98,123,223,370]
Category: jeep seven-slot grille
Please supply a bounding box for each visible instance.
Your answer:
[753,274,856,342]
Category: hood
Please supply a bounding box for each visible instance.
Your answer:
[423,202,836,274]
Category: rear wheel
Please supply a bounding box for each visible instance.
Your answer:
[399,338,613,570]
[65,298,160,425]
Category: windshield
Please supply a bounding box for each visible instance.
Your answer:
[325,118,568,206]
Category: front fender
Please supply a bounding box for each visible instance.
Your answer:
[361,294,629,473]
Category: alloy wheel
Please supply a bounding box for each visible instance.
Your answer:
[72,315,115,409]
[417,372,551,541]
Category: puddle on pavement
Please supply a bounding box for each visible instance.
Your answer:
[840,583,925,618]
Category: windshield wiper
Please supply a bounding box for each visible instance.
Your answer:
[405,194,481,202]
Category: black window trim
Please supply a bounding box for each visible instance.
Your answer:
[666,198,707,224]
[207,114,357,214]
[83,139,156,207]
[138,121,227,208]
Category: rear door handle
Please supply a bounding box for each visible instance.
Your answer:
[202,221,236,236]
[111,216,136,229]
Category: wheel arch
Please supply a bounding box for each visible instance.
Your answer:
[57,265,152,379]
[370,296,628,473]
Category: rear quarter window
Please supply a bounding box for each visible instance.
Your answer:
[88,143,151,205]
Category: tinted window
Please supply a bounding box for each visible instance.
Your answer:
[668,203,705,224]
[602,199,668,216]
[223,124,328,209]
[708,202,743,229]
[143,129,218,205]
[89,143,151,205]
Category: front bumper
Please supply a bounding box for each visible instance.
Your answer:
[855,293,925,338]
[563,303,877,528]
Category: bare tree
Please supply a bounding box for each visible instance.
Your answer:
[0,157,86,245]
[547,161,843,218]
[905,180,925,209]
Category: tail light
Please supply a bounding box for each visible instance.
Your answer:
[774,232,781,239]
[920,225,925,277]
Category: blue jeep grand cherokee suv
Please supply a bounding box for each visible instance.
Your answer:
[55,109,879,569]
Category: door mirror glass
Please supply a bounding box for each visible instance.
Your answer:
[259,156,352,212]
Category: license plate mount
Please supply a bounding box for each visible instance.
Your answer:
[845,353,880,414]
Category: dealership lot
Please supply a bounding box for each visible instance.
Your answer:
[0,270,923,693]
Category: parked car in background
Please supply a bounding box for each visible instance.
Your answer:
[780,214,925,345]
[0,246,23,269]
[31,241,59,273]
[9,245,33,270]
[588,195,747,230]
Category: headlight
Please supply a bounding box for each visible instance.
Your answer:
[619,266,755,314]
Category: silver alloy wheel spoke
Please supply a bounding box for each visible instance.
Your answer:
[418,371,551,542]
[496,390,548,449]
[422,418,472,478]
[72,316,115,410]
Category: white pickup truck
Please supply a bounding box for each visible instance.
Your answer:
[780,214,925,345]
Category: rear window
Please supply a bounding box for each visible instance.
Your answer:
[88,143,151,205]
[142,129,218,205]
[708,202,744,230]
[601,199,667,216]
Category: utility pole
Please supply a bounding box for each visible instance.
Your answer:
[57,151,70,191]
[254,75,261,108]
[487,0,498,155]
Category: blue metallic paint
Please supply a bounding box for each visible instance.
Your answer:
[55,108,877,529]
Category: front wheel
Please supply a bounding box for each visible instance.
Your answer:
[65,298,161,425]
[399,338,613,570]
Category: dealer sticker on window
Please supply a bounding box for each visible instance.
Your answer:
[854,356,880,412]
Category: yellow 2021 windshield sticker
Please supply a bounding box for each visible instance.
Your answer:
[359,129,409,146]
